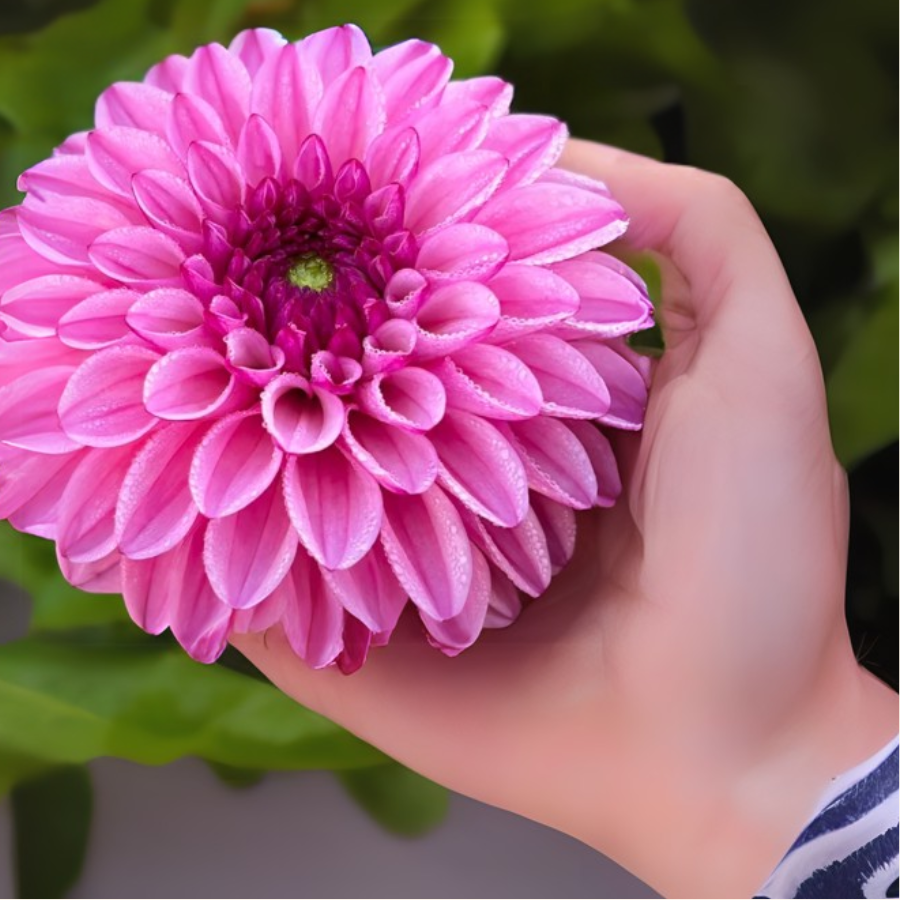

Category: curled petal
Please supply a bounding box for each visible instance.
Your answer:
[204,481,297,609]
[283,445,382,570]
[261,372,345,454]
[486,263,580,340]
[89,226,185,284]
[361,318,416,375]
[504,417,597,509]
[413,282,500,358]
[416,223,508,282]
[380,485,472,620]
[59,346,159,447]
[310,350,361,393]
[324,544,406,634]
[190,408,283,518]
[475,505,552,598]
[1,275,104,338]
[371,39,452,120]
[506,334,610,418]
[58,288,137,349]
[225,327,284,386]
[274,549,345,669]
[573,339,650,430]
[144,347,235,421]
[565,420,622,507]
[420,546,490,656]
[358,367,446,433]
[430,410,528,528]
[474,181,627,265]
[115,422,204,559]
[125,287,207,350]
[341,409,438,494]
[436,343,542,420]
[405,150,507,234]
[57,444,135,563]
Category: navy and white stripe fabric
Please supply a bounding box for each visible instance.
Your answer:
[754,736,899,899]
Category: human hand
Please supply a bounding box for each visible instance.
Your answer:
[233,141,897,898]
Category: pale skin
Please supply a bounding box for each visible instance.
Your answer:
[233,140,898,899]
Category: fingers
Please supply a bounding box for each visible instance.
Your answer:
[560,140,814,361]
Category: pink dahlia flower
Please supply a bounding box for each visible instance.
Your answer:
[0,26,652,672]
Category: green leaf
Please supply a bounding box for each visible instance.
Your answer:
[339,762,449,836]
[0,637,386,771]
[827,290,899,469]
[12,765,92,899]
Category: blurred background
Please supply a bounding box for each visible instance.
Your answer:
[0,0,896,896]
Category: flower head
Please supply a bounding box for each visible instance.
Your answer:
[0,26,652,671]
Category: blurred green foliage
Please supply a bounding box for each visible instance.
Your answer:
[0,0,895,892]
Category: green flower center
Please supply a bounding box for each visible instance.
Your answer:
[287,253,334,292]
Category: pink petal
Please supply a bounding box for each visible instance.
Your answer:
[131,169,204,252]
[416,223,508,281]
[430,410,528,527]
[261,372,345,454]
[144,347,235,420]
[283,445,382,570]
[183,43,251,144]
[0,336,83,383]
[0,367,80,452]
[95,82,171,134]
[476,506,552,597]
[364,126,420,189]
[225,327,284,387]
[504,417,597,509]
[310,350,361,393]
[1,275,105,337]
[530,492,577,573]
[324,543,406,634]
[337,615,372,674]
[506,333,610,418]
[186,142,245,212]
[0,232,57,294]
[204,481,297,609]
[190,408,283,518]
[565,420,622,506]
[408,100,490,166]
[57,444,135,563]
[361,319,416,375]
[115,422,204,559]
[420,545,489,656]
[145,53,190,93]
[341,409,438,494]
[572,339,650,430]
[0,447,85,538]
[442,77,512,117]
[86,126,183,196]
[229,29,287,76]
[231,589,285,635]
[237,114,282,187]
[474,182,627,265]
[482,115,567,188]
[371,40,452,120]
[59,345,159,446]
[121,540,181,634]
[89,226,185,284]
[59,548,122,594]
[380,485,472,620]
[250,42,322,168]
[413,281,500,358]
[436,343,542,420]
[405,150,507,234]
[483,565,522,628]
[58,288,137,349]
[551,251,653,336]
[125,287,207,350]
[486,263,580,340]
[166,92,229,160]
[304,24,372,84]
[358,367,446,432]
[274,549,344,668]
[314,66,385,168]
[19,195,132,266]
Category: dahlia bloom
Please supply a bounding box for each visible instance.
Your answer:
[0,26,652,672]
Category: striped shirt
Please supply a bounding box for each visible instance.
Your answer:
[754,736,899,899]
